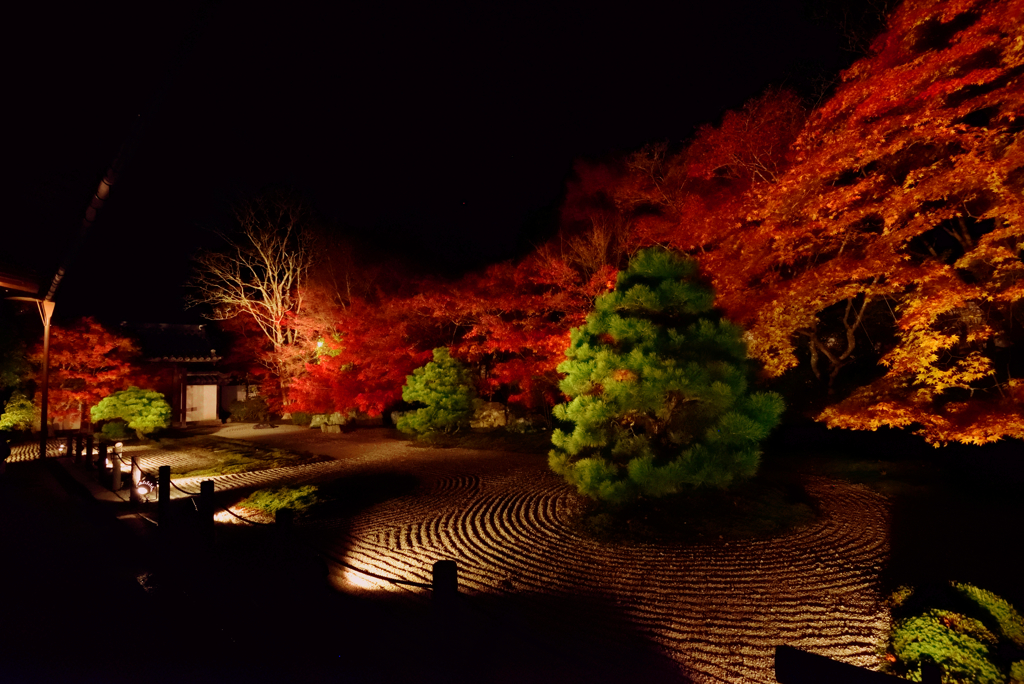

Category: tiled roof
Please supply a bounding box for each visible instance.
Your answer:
[121,323,222,363]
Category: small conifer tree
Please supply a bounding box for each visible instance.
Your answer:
[0,392,35,432]
[549,248,784,504]
[91,387,171,440]
[397,348,476,434]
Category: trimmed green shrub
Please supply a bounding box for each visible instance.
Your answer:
[397,348,476,434]
[90,387,171,440]
[549,247,785,504]
[100,420,130,441]
[289,411,313,426]
[956,583,1024,650]
[887,583,1024,683]
[229,396,270,423]
[0,392,34,432]
[236,485,321,516]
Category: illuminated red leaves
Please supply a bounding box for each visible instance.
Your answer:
[270,0,1024,444]
[33,318,146,420]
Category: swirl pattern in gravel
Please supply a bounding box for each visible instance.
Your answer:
[13,430,893,682]
[299,448,892,684]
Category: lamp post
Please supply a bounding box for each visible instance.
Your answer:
[6,296,55,460]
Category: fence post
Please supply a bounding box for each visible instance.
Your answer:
[111,449,121,492]
[85,434,94,468]
[65,434,73,459]
[158,465,170,526]
[432,560,458,622]
[130,456,142,504]
[199,480,215,547]
[74,434,82,463]
[96,444,108,485]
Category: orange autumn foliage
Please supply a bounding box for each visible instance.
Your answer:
[278,0,1021,447]
[750,0,1024,445]
[444,254,616,410]
[592,0,1023,445]
[32,318,149,423]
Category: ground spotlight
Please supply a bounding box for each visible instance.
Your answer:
[136,474,156,499]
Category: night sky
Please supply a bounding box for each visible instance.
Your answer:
[6,0,845,324]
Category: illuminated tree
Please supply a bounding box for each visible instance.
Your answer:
[583,0,1023,446]
[287,292,440,418]
[287,253,608,421]
[619,88,806,252]
[0,392,34,432]
[549,248,784,504]
[33,317,142,425]
[728,0,1024,445]
[396,347,476,434]
[188,192,319,392]
[445,253,616,412]
[685,87,806,185]
[91,386,171,439]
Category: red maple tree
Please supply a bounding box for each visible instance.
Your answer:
[549,0,1023,445]
[32,317,147,426]
[287,283,447,418]
[445,254,616,412]
[271,0,1024,447]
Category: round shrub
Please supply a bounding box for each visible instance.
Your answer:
[229,397,270,423]
[397,348,476,434]
[91,387,171,440]
[289,411,313,426]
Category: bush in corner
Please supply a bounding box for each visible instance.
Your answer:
[886,582,1024,684]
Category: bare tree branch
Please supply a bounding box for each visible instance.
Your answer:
[187,193,319,380]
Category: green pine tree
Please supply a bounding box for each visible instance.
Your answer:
[397,348,476,434]
[91,387,171,440]
[549,248,785,504]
